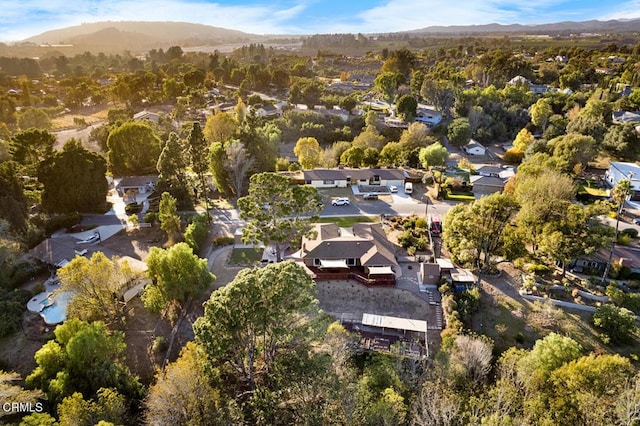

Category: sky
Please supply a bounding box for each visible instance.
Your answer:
[0,0,639,41]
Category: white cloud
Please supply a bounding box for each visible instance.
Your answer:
[600,0,640,20]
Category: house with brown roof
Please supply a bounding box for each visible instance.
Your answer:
[300,222,398,286]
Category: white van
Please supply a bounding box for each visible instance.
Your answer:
[404,182,413,194]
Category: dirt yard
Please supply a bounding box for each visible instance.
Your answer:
[316,280,430,322]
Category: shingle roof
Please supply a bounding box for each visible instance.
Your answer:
[302,223,397,267]
[303,168,408,182]
[116,175,158,188]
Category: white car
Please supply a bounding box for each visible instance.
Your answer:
[331,197,350,206]
[389,185,398,193]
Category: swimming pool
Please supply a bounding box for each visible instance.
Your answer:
[39,292,74,325]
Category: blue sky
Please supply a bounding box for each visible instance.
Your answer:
[0,0,638,41]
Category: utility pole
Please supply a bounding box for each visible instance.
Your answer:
[601,173,633,285]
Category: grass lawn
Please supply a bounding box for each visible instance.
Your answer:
[316,215,377,227]
[577,183,608,197]
[444,190,475,202]
[228,247,264,265]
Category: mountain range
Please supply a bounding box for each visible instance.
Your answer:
[15,18,640,54]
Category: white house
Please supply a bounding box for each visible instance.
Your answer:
[116,176,158,197]
[133,110,161,123]
[604,162,640,202]
[415,107,442,126]
[254,104,281,118]
[463,139,486,156]
[302,169,408,189]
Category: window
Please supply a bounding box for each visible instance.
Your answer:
[323,180,335,185]
[314,258,321,266]
[347,258,356,266]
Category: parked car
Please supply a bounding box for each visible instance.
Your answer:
[331,197,350,206]
[389,185,398,193]
[363,193,379,200]
[633,218,640,225]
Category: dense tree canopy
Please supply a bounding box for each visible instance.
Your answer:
[38,139,108,214]
[107,121,161,176]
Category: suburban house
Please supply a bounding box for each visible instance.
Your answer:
[570,245,640,275]
[463,139,486,156]
[30,235,119,269]
[470,175,507,197]
[612,111,640,125]
[604,162,640,201]
[300,223,398,286]
[415,107,443,126]
[253,103,281,118]
[115,175,158,197]
[507,75,550,94]
[133,110,161,123]
[301,168,408,190]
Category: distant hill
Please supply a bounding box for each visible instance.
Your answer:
[407,19,640,35]
[24,21,260,51]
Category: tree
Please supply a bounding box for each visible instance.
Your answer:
[17,107,51,130]
[399,122,434,150]
[38,139,108,213]
[566,114,607,145]
[57,252,141,324]
[145,342,229,425]
[340,146,365,167]
[449,335,493,387]
[0,371,43,421]
[443,193,519,271]
[512,128,535,152]
[57,388,127,426]
[107,121,161,176]
[530,98,553,131]
[373,72,401,104]
[419,142,449,169]
[26,319,142,405]
[0,161,28,230]
[11,128,56,174]
[204,112,237,144]
[158,192,181,243]
[550,354,634,424]
[142,243,215,320]
[447,118,472,147]
[592,304,637,344]
[208,142,233,197]
[546,133,596,172]
[517,333,583,388]
[379,141,404,167]
[539,203,612,275]
[238,172,321,262]
[156,132,192,209]
[514,169,576,253]
[603,124,640,160]
[294,137,322,169]
[193,261,317,390]
[225,140,254,198]
[396,94,417,122]
[362,147,380,167]
[186,121,210,214]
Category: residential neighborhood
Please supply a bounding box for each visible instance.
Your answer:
[3,8,640,425]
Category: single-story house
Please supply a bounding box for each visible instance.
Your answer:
[300,222,398,286]
[115,175,158,197]
[463,140,486,156]
[570,245,640,275]
[604,162,640,201]
[254,103,281,118]
[29,236,119,269]
[612,111,640,125]
[475,165,503,177]
[302,168,408,189]
[415,108,442,126]
[507,75,550,94]
[133,110,161,123]
[470,175,506,196]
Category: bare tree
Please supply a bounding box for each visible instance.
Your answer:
[616,374,640,426]
[451,335,493,385]
[411,380,461,426]
[225,140,254,198]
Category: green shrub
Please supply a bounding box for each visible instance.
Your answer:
[528,263,552,275]
[622,228,639,238]
[152,336,168,353]
[0,288,31,338]
[143,211,159,225]
[184,219,208,253]
[212,236,234,247]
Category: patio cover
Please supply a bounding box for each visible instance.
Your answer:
[362,313,427,333]
[367,266,395,275]
[319,259,349,268]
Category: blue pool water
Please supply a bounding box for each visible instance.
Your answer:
[40,292,74,325]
